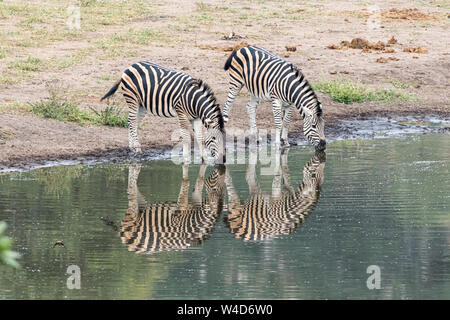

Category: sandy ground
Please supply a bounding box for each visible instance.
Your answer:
[0,0,449,170]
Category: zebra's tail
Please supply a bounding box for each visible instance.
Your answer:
[224,50,237,71]
[100,79,121,101]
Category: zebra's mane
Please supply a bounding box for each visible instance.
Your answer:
[289,64,322,117]
[188,78,224,130]
[187,78,215,102]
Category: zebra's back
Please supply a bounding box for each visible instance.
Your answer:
[229,46,289,100]
[120,203,219,254]
[120,61,192,117]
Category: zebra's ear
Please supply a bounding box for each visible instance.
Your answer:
[189,79,202,87]
[302,106,313,117]
[205,118,213,127]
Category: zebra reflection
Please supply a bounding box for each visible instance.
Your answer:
[120,163,226,254]
[225,150,326,241]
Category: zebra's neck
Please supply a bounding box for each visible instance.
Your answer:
[285,72,319,114]
[180,80,223,129]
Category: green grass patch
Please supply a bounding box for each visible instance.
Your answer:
[195,1,212,12]
[388,78,410,89]
[29,96,90,123]
[28,90,128,127]
[96,27,171,58]
[0,69,32,85]
[90,104,128,127]
[312,78,415,104]
[8,57,42,72]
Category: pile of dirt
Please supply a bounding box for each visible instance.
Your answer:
[327,37,396,53]
[376,56,401,63]
[382,8,439,21]
[387,36,397,45]
[403,46,428,54]
[327,36,428,56]
[285,45,297,52]
[198,41,250,52]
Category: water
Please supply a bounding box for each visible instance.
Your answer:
[0,133,449,299]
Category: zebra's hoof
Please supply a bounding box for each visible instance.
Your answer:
[183,157,191,165]
[223,116,229,123]
[280,138,290,149]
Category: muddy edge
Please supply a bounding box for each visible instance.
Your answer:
[1,110,449,173]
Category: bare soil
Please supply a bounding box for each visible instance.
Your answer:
[0,1,449,171]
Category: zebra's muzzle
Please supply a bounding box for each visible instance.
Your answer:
[315,139,326,151]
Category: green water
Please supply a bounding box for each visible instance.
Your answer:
[0,133,449,299]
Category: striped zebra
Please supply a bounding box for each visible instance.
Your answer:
[224,150,326,241]
[101,61,225,163]
[120,163,226,254]
[223,45,326,151]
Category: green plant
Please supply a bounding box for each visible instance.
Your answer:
[90,105,128,127]
[8,57,41,72]
[29,92,87,122]
[0,221,20,269]
[312,78,414,104]
[388,78,410,89]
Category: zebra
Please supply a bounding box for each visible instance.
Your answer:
[223,45,326,151]
[224,150,326,241]
[120,163,226,254]
[101,61,226,163]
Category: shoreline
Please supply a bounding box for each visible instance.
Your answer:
[1,110,448,173]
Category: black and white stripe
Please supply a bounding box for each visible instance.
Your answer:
[101,61,225,163]
[224,151,326,241]
[223,46,326,150]
[120,163,226,254]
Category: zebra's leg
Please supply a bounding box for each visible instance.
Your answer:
[224,167,244,232]
[191,118,207,163]
[280,148,294,195]
[246,95,261,144]
[192,163,207,206]
[224,167,242,212]
[281,104,294,148]
[177,114,192,164]
[126,102,142,154]
[177,163,190,210]
[127,163,147,215]
[246,149,259,195]
[223,81,243,123]
[271,147,282,198]
[271,98,283,149]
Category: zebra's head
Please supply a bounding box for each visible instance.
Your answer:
[182,78,226,163]
[301,150,326,196]
[302,102,326,151]
[205,114,226,164]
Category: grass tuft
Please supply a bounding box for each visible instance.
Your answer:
[90,104,128,127]
[29,93,89,123]
[8,57,41,72]
[312,78,415,104]
[28,87,128,127]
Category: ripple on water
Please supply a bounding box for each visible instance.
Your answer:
[0,133,449,299]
